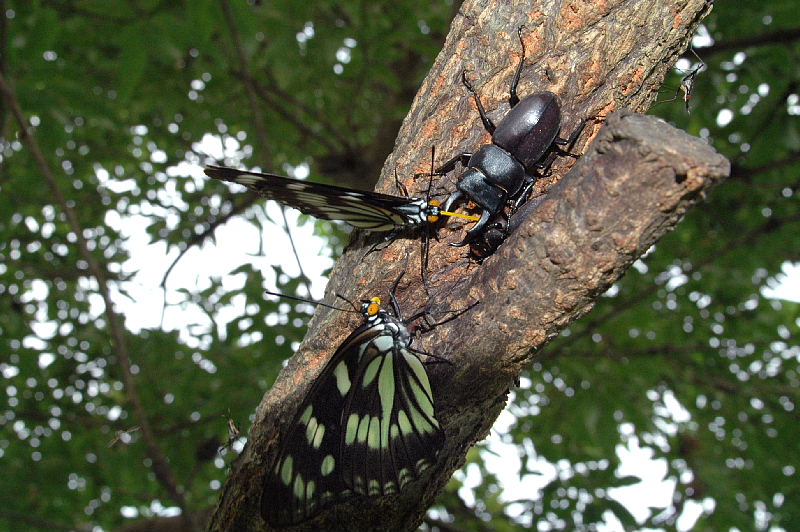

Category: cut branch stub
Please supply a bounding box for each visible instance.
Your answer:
[435,111,730,407]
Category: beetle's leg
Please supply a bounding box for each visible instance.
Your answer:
[533,150,563,174]
[539,118,590,170]
[434,152,472,175]
[509,26,527,108]
[553,117,588,148]
[533,117,592,173]
[511,174,537,212]
[471,214,510,259]
[462,71,496,134]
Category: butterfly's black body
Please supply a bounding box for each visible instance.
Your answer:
[262,296,444,527]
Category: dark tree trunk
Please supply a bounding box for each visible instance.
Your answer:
[209,0,726,530]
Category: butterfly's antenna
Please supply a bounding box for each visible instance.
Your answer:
[388,266,407,320]
[394,168,410,198]
[420,147,438,292]
[334,292,360,313]
[421,227,430,293]
[264,290,359,313]
[425,146,436,203]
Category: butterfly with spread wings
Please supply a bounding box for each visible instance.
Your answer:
[261,289,453,527]
[204,165,478,232]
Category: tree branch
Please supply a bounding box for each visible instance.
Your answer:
[218,0,270,165]
[0,0,7,152]
[256,69,346,155]
[730,150,800,184]
[209,0,722,530]
[0,509,85,532]
[543,210,799,360]
[160,193,259,288]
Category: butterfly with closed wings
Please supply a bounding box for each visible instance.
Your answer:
[204,165,478,233]
[261,277,475,526]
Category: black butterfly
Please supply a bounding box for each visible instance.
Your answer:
[262,291,447,526]
[204,165,477,232]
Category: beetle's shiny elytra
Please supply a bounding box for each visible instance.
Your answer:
[493,91,562,168]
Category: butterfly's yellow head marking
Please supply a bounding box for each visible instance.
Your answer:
[426,199,441,223]
[367,297,381,316]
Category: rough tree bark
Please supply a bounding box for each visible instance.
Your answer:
[209,0,727,530]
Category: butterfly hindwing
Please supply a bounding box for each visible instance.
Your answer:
[339,319,443,498]
[261,307,444,527]
[205,165,427,231]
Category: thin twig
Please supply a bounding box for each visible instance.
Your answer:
[160,193,258,288]
[218,0,270,164]
[260,69,348,153]
[219,0,313,298]
[244,72,342,154]
[733,81,798,167]
[0,509,86,532]
[730,150,800,184]
[701,27,800,56]
[0,71,195,529]
[0,0,8,188]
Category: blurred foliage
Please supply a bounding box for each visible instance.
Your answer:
[0,1,797,532]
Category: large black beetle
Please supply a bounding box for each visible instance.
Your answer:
[438,27,588,252]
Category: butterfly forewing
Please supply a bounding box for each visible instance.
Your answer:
[205,165,427,231]
[261,337,354,526]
